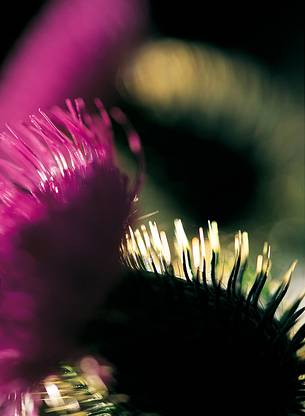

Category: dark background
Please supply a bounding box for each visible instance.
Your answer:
[1,2,303,73]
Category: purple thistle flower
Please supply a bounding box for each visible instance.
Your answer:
[0,98,140,405]
[0,0,148,127]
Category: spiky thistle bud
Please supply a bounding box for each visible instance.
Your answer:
[81,220,305,416]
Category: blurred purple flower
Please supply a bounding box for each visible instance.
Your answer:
[0,0,148,127]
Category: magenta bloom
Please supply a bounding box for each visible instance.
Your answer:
[0,99,139,405]
[0,0,147,127]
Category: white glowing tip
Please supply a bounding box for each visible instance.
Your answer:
[128,226,139,255]
[174,219,189,251]
[135,229,148,258]
[44,382,65,407]
[21,393,34,415]
[149,221,163,253]
[141,224,151,250]
[241,232,249,259]
[192,237,200,269]
[160,231,171,265]
[208,220,220,253]
[283,260,298,284]
[256,255,263,274]
[198,227,206,272]
[235,232,241,255]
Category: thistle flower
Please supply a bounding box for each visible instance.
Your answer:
[80,220,305,416]
[0,98,141,412]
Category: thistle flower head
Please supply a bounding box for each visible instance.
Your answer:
[0,98,140,409]
[83,219,305,416]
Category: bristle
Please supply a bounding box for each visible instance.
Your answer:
[121,219,249,287]
[85,219,305,416]
[16,219,304,415]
